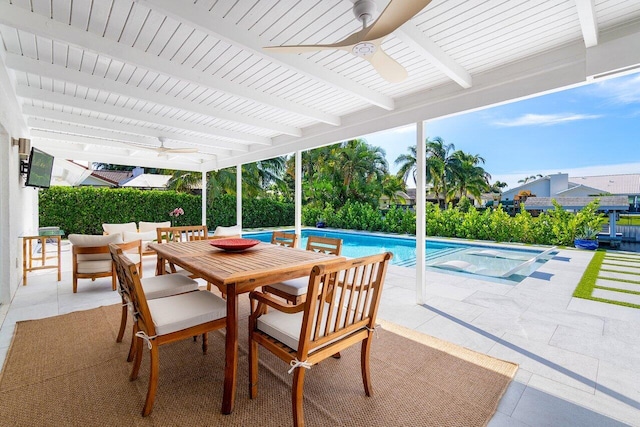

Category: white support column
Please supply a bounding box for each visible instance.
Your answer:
[416,121,427,304]
[201,171,207,227]
[295,150,302,240]
[236,165,242,229]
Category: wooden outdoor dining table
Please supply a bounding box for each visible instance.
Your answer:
[148,240,345,415]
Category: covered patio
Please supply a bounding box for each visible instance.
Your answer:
[2,1,640,425]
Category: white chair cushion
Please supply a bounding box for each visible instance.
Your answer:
[125,253,142,265]
[138,221,171,233]
[257,302,348,352]
[148,291,226,336]
[69,233,122,261]
[213,225,241,237]
[141,274,199,300]
[102,222,137,239]
[123,230,156,252]
[268,271,346,297]
[123,230,156,242]
[268,277,308,296]
[76,259,112,274]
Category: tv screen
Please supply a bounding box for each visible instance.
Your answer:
[25,147,54,189]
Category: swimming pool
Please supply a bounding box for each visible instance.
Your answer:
[243,229,556,277]
[244,229,417,266]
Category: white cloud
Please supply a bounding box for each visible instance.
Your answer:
[492,113,602,127]
[592,73,640,104]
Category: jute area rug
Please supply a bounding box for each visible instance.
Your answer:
[0,299,517,426]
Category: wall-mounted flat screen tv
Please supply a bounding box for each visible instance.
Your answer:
[25,147,54,189]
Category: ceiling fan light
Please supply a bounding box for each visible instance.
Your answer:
[352,42,376,57]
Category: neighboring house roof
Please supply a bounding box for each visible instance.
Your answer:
[121,174,172,189]
[89,170,133,185]
[556,184,604,196]
[405,188,416,201]
[522,196,629,211]
[570,174,640,195]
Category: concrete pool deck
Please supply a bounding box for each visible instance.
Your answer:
[1,245,639,426]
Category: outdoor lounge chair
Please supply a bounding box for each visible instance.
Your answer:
[248,252,392,427]
[466,248,533,261]
[69,233,142,293]
[432,246,557,278]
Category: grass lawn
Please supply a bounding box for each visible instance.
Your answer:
[573,249,640,309]
[616,215,640,226]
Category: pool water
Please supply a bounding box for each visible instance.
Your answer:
[244,229,416,266]
[243,229,555,277]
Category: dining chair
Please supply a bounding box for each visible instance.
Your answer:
[155,225,214,290]
[248,252,392,427]
[271,231,298,248]
[263,236,343,304]
[69,233,141,293]
[109,244,200,363]
[118,252,227,417]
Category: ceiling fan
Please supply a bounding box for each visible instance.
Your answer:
[263,0,432,83]
[127,137,199,157]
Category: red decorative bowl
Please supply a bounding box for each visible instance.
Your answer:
[209,238,260,252]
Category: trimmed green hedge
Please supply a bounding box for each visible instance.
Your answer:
[301,202,416,235]
[39,187,295,235]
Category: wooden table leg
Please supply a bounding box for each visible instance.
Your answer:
[22,237,27,286]
[222,283,238,414]
[56,236,61,281]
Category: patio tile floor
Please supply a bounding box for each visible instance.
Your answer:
[1,246,639,426]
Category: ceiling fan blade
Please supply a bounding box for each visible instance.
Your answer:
[264,26,371,53]
[264,44,346,54]
[161,148,199,154]
[363,0,433,41]
[364,48,408,83]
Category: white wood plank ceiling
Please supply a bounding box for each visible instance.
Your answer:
[1,0,640,172]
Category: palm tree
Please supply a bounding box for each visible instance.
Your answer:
[447,151,491,203]
[337,139,388,204]
[490,181,508,193]
[395,145,417,184]
[425,137,456,206]
[518,174,543,184]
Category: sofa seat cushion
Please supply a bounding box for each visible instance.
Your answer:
[123,231,156,252]
[141,274,199,300]
[138,221,171,233]
[268,277,308,296]
[76,259,113,274]
[69,233,122,261]
[212,225,241,238]
[148,291,226,336]
[102,222,137,239]
[256,302,349,352]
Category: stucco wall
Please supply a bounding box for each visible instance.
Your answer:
[0,126,37,305]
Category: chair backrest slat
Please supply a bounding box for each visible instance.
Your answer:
[299,252,392,356]
[156,225,208,243]
[305,236,342,255]
[271,231,298,248]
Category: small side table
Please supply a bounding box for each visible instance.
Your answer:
[20,230,65,286]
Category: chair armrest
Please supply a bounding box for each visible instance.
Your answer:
[118,239,142,252]
[73,245,111,255]
[249,291,305,314]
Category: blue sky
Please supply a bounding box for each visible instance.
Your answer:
[362,72,640,190]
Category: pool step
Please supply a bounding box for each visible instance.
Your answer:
[397,247,466,268]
